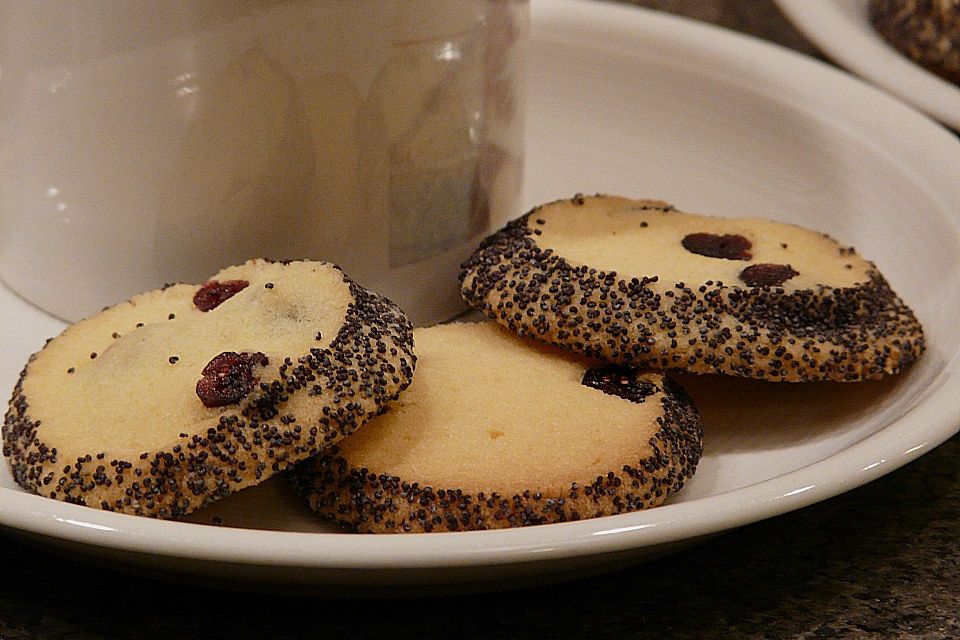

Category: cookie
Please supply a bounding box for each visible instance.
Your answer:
[460,195,924,382]
[3,259,415,518]
[870,0,960,86]
[295,322,702,533]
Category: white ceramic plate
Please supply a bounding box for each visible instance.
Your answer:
[775,0,960,130]
[1,0,959,593]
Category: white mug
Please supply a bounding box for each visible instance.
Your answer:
[0,0,526,324]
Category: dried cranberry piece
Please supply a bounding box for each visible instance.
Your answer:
[681,233,752,260]
[581,365,656,404]
[196,351,268,408]
[739,263,799,287]
[193,280,249,312]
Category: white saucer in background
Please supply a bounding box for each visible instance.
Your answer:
[0,0,958,593]
[776,0,960,130]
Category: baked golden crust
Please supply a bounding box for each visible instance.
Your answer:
[3,260,415,518]
[459,195,924,382]
[295,323,703,533]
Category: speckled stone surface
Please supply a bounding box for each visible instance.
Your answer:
[1,2,957,639]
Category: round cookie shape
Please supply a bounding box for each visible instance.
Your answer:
[295,322,702,533]
[460,195,924,382]
[3,259,415,518]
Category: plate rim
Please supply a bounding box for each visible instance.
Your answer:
[1,0,959,573]
[774,0,960,130]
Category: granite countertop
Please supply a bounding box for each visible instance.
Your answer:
[2,2,958,639]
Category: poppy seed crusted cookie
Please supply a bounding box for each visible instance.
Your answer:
[870,0,960,86]
[460,195,924,382]
[3,259,415,518]
[295,322,702,533]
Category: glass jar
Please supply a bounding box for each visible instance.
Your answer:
[0,0,528,324]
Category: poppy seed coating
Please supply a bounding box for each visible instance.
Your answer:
[459,195,924,382]
[2,260,415,519]
[870,0,960,86]
[294,322,703,533]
